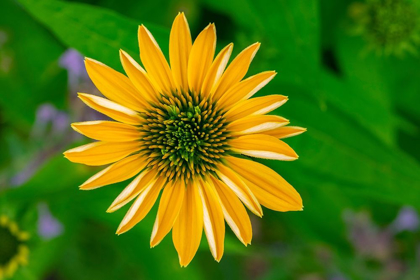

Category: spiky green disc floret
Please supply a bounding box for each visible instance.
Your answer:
[139,90,231,181]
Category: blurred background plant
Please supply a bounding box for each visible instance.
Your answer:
[1,0,420,279]
[348,0,420,56]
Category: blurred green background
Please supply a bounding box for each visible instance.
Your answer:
[1,0,420,279]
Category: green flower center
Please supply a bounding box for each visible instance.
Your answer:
[368,0,418,46]
[139,90,231,181]
[350,0,420,54]
[0,225,20,265]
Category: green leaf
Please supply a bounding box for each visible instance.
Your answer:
[200,0,320,83]
[319,69,396,146]
[266,81,420,207]
[0,0,67,127]
[18,0,169,72]
[335,33,397,145]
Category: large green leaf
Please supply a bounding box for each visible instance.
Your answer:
[335,30,420,157]
[0,0,66,127]
[200,0,320,83]
[18,0,169,72]
[266,81,420,207]
[335,32,397,145]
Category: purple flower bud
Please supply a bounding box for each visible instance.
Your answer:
[37,203,64,240]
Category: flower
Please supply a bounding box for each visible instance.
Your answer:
[64,12,305,267]
[349,0,420,56]
[0,215,30,279]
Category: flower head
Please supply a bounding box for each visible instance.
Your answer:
[349,0,420,56]
[0,215,29,279]
[64,13,305,267]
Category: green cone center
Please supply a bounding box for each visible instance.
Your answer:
[368,0,418,45]
[140,91,231,181]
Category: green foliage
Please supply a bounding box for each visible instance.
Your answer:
[18,0,168,72]
[1,0,420,279]
[0,0,67,127]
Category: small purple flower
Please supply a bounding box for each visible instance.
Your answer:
[52,112,70,133]
[391,206,419,233]
[59,48,86,77]
[38,203,64,240]
[59,48,89,94]
[37,104,56,122]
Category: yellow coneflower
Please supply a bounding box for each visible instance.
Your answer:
[64,13,305,267]
[0,215,29,279]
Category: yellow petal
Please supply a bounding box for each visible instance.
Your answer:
[228,115,289,136]
[79,154,146,190]
[120,49,158,103]
[85,58,146,111]
[212,177,252,246]
[139,25,175,93]
[64,141,140,166]
[170,12,192,91]
[107,169,157,213]
[78,93,142,125]
[226,156,302,211]
[198,179,225,262]
[116,176,165,234]
[173,181,203,267]
[201,43,233,97]
[265,126,307,139]
[211,42,260,100]
[216,164,262,217]
[188,23,216,93]
[225,95,288,121]
[150,180,185,247]
[229,134,298,161]
[218,71,276,108]
[71,121,142,142]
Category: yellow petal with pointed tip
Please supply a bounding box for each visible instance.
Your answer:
[226,156,303,211]
[71,121,142,142]
[120,49,158,103]
[228,115,289,135]
[78,93,142,125]
[188,23,216,93]
[216,164,262,217]
[201,43,233,97]
[85,58,146,111]
[117,176,165,235]
[198,179,225,262]
[63,141,140,166]
[211,42,260,99]
[150,180,185,247]
[138,25,175,93]
[212,177,252,246]
[225,95,288,121]
[219,71,276,108]
[108,169,157,213]
[79,154,146,190]
[265,126,307,139]
[170,12,192,91]
[229,134,298,161]
[173,181,203,267]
